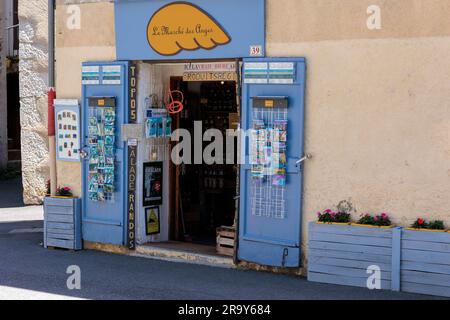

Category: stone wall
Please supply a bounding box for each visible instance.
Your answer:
[18,0,49,204]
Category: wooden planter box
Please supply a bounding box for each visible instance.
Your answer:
[308,222,450,297]
[400,229,450,297]
[308,222,399,291]
[44,197,82,250]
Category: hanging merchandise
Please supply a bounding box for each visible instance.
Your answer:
[271,119,288,186]
[165,117,172,137]
[146,117,161,138]
[145,94,160,110]
[165,87,184,114]
[251,119,266,180]
[145,109,173,139]
[145,106,173,161]
[87,99,117,203]
[249,97,289,219]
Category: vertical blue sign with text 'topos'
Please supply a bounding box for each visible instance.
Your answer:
[115,0,266,60]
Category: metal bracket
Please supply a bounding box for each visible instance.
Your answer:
[296,153,312,166]
[79,149,89,160]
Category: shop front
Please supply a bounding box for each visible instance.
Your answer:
[77,0,307,269]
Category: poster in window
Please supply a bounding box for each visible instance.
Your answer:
[143,162,163,206]
[145,207,160,236]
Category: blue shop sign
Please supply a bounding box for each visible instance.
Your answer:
[115,0,266,60]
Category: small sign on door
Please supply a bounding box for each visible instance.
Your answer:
[145,207,161,235]
[143,162,163,206]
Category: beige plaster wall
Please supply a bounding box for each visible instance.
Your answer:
[268,38,450,265]
[267,0,450,42]
[55,2,116,196]
[264,1,450,264]
[53,1,450,248]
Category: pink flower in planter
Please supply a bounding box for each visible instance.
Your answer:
[324,209,332,214]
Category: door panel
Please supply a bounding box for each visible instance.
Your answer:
[239,58,306,267]
[81,61,129,246]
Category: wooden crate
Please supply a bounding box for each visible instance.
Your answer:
[217,226,236,257]
[44,197,82,251]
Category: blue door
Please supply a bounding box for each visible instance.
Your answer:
[239,58,306,267]
[81,61,129,245]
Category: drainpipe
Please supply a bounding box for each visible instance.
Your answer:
[48,0,57,196]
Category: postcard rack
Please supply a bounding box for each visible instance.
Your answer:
[250,97,288,219]
[87,98,117,202]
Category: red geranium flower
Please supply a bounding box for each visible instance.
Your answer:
[417,218,425,226]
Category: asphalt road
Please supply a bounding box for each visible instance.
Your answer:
[0,177,24,208]
[0,218,439,300]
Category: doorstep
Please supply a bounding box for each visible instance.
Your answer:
[133,242,235,269]
[84,241,235,269]
[84,241,305,274]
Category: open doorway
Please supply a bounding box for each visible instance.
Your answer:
[0,0,23,207]
[5,0,20,172]
[171,79,239,248]
[137,61,241,257]
[7,71,21,172]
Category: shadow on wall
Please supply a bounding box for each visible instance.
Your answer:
[0,176,24,208]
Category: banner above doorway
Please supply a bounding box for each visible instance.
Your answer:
[183,62,238,82]
[115,0,266,60]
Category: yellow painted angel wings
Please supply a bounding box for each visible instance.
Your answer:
[147,2,231,56]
